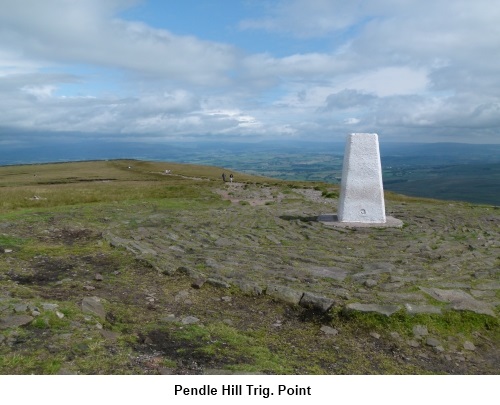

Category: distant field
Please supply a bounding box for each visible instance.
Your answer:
[189,154,500,206]
[188,152,344,184]
[1,141,499,205]
[383,163,500,206]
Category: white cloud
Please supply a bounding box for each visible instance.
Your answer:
[0,49,45,77]
[237,0,500,142]
[0,0,237,86]
[343,67,429,97]
[240,0,366,38]
[0,0,499,143]
[21,85,56,99]
[344,118,361,125]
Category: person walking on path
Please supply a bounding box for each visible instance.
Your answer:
[222,173,226,182]
[229,174,234,183]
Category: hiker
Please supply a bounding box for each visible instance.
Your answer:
[222,173,226,182]
[229,174,233,183]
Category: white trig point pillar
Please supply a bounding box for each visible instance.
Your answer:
[338,133,386,223]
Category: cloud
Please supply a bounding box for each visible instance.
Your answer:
[237,0,500,142]
[241,0,500,93]
[241,52,353,84]
[21,84,57,99]
[342,67,429,97]
[0,0,237,85]
[323,89,377,110]
[240,0,367,38]
[0,0,499,144]
[0,73,268,139]
[344,117,361,125]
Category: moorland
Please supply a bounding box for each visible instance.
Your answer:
[0,160,498,374]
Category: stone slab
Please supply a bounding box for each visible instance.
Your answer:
[99,329,120,342]
[344,302,401,316]
[266,284,304,305]
[419,287,495,316]
[318,214,403,228]
[232,279,264,296]
[81,296,106,320]
[0,315,34,329]
[299,292,336,312]
[404,303,442,315]
[320,325,339,335]
[306,266,348,281]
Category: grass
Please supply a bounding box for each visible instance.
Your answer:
[0,159,498,375]
[0,352,62,374]
[339,309,499,342]
[0,235,27,249]
[0,160,235,213]
[171,322,297,373]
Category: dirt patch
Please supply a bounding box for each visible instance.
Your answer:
[8,257,75,285]
[215,183,278,206]
[81,254,120,274]
[38,228,102,245]
[135,328,232,373]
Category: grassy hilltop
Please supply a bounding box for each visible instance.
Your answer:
[0,160,498,374]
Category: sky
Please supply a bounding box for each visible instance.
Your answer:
[1,0,500,148]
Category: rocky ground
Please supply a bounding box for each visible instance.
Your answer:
[0,170,498,374]
[109,182,499,317]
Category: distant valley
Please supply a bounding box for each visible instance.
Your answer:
[1,140,499,205]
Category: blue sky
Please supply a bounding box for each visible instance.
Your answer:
[1,0,499,147]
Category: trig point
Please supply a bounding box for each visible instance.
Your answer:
[338,133,386,223]
[318,133,402,228]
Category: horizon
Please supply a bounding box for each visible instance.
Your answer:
[1,0,500,152]
[1,144,499,207]
[2,138,500,167]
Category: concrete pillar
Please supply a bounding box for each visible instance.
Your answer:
[338,133,386,223]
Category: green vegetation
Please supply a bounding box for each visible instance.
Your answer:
[342,310,499,342]
[0,160,498,375]
[0,235,27,249]
[0,160,235,212]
